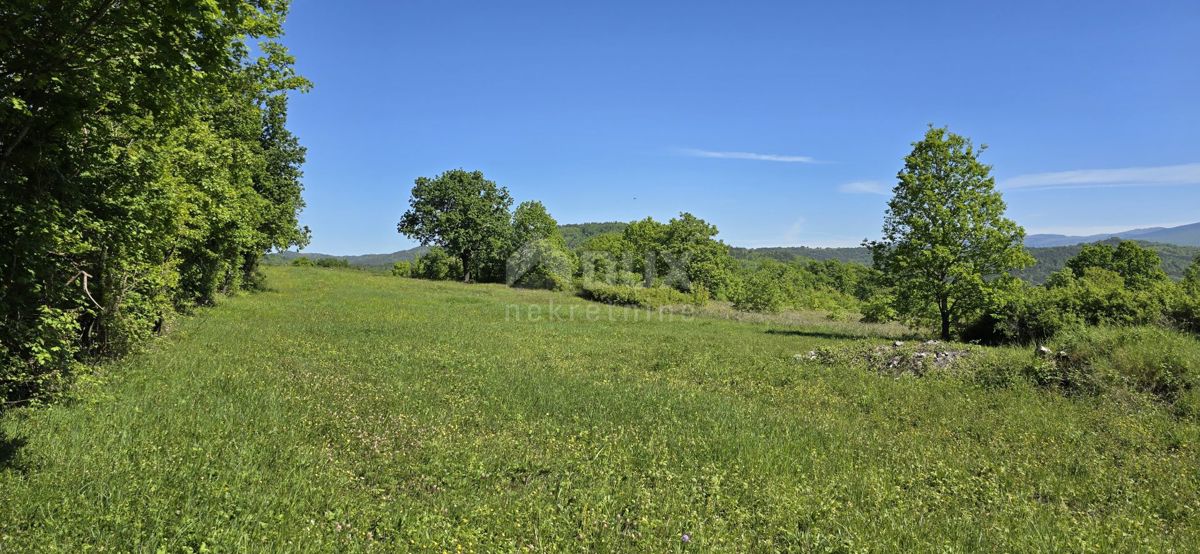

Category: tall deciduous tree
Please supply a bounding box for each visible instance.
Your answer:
[867,126,1033,340]
[397,170,514,283]
[1,1,310,402]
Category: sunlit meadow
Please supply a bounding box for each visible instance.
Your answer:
[1,266,1197,551]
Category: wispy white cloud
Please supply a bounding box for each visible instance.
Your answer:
[1002,163,1200,190]
[838,180,890,195]
[782,217,807,243]
[676,148,819,163]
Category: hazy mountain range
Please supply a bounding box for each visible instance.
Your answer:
[1025,222,1200,248]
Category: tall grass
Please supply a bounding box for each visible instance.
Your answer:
[1,267,1198,551]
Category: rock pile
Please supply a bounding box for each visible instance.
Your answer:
[800,339,974,377]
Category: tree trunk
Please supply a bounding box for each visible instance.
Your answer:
[939,298,951,341]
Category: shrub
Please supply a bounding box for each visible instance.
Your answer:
[315,258,350,269]
[1167,292,1200,335]
[860,293,898,323]
[578,282,690,309]
[1036,326,1200,402]
[291,257,316,267]
[972,269,1173,345]
[391,261,412,277]
[507,239,576,291]
[731,272,786,313]
[413,247,463,281]
[729,259,862,314]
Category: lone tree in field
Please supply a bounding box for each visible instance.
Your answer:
[398,169,513,282]
[867,126,1033,340]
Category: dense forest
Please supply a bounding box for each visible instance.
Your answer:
[1,2,310,404]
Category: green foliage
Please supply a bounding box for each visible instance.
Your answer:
[3,267,1198,550]
[397,169,514,283]
[975,269,1175,345]
[1171,297,1200,335]
[1185,255,1200,297]
[728,240,1200,285]
[730,259,860,314]
[559,221,629,249]
[1065,241,1168,289]
[860,293,898,323]
[577,282,691,309]
[576,232,632,282]
[868,126,1034,339]
[566,214,734,301]
[508,239,576,291]
[511,201,565,250]
[660,213,737,296]
[291,257,316,267]
[391,261,412,277]
[315,258,350,269]
[730,271,787,313]
[1037,326,1200,404]
[506,201,575,291]
[1,0,309,403]
[413,247,463,281]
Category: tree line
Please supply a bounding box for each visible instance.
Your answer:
[395,127,1200,343]
[1,2,309,404]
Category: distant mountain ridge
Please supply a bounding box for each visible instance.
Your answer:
[264,246,428,268]
[731,239,1200,283]
[1025,221,1200,247]
[270,221,1200,283]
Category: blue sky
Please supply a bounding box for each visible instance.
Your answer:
[281,0,1200,254]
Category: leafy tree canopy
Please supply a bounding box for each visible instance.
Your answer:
[397,169,514,283]
[1,0,310,402]
[1064,241,1168,290]
[868,126,1033,340]
[512,201,564,249]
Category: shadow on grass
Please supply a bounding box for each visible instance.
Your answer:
[766,328,925,341]
[0,432,25,471]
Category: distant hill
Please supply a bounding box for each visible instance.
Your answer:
[729,246,873,265]
[272,222,1200,282]
[264,246,428,268]
[560,222,628,249]
[264,221,632,267]
[1026,221,1200,247]
[1014,239,1200,283]
[730,239,1200,283]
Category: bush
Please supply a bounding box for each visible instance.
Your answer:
[731,272,786,313]
[507,239,576,291]
[578,282,691,309]
[391,261,412,277]
[1036,326,1200,402]
[413,247,463,281]
[1168,294,1200,334]
[315,258,351,269]
[291,257,316,267]
[860,293,897,323]
[971,269,1173,345]
[729,259,862,314]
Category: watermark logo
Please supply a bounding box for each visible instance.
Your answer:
[504,240,698,322]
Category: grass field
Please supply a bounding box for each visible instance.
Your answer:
[2,267,1198,551]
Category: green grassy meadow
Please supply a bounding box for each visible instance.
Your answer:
[2,267,1198,552]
